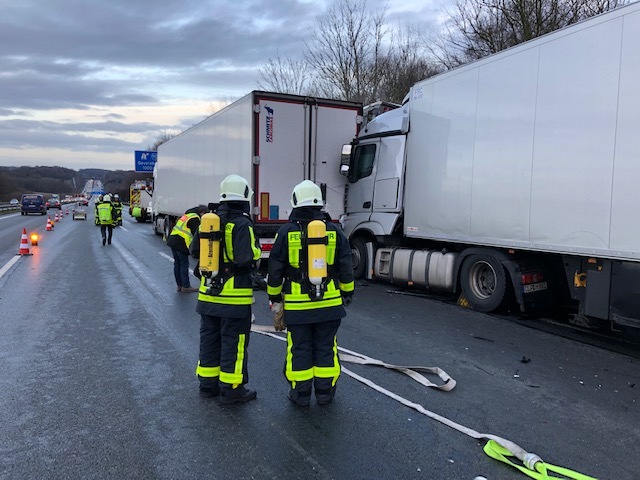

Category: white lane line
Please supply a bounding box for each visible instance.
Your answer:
[158,251,194,276]
[119,226,129,231]
[0,213,20,221]
[0,255,22,279]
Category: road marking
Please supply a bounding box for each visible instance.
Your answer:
[119,225,129,232]
[0,213,20,221]
[0,255,22,278]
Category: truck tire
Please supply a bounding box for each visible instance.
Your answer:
[460,254,508,313]
[351,237,368,279]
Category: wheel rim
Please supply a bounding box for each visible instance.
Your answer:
[351,246,361,271]
[468,261,496,299]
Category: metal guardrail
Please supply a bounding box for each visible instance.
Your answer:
[0,204,20,213]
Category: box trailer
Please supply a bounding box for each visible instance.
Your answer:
[340,3,640,330]
[153,91,362,256]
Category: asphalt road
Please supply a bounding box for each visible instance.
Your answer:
[0,207,638,479]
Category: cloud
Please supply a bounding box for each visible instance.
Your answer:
[0,0,447,169]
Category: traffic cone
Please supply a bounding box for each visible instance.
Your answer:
[18,228,32,255]
[45,217,53,231]
[54,212,59,222]
[66,207,69,215]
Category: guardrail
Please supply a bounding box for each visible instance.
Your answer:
[0,203,20,213]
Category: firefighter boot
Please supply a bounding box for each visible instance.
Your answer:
[288,380,312,407]
[219,385,257,405]
[199,384,219,398]
[315,385,337,405]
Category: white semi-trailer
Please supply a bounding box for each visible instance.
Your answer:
[340,3,640,330]
[153,91,362,256]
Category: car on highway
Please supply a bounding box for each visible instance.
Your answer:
[73,202,87,220]
[80,198,89,206]
[9,198,19,205]
[46,198,62,210]
[21,193,47,215]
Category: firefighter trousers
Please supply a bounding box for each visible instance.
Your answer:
[285,319,341,396]
[198,312,252,390]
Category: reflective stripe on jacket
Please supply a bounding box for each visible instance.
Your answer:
[197,217,261,307]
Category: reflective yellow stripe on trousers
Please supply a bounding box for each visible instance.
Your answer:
[219,333,247,387]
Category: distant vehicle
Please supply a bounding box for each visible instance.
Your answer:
[129,180,153,223]
[73,202,87,220]
[9,198,19,205]
[21,194,46,215]
[46,198,61,210]
[80,198,89,206]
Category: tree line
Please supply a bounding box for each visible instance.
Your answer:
[258,0,628,104]
[0,166,149,203]
[149,0,628,150]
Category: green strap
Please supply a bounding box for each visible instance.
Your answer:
[483,440,598,480]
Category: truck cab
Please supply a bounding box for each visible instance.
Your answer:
[340,106,407,278]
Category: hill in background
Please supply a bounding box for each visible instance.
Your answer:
[0,166,151,202]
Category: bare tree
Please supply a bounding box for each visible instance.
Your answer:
[147,131,178,151]
[304,0,387,103]
[257,52,316,95]
[433,0,628,68]
[378,25,443,104]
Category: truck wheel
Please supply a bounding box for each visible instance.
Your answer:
[351,237,368,279]
[460,254,508,313]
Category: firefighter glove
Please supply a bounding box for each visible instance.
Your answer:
[341,291,353,307]
[270,302,285,331]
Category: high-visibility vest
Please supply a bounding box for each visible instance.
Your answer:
[170,213,199,248]
[97,203,113,225]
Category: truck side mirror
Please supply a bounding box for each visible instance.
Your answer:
[340,144,352,177]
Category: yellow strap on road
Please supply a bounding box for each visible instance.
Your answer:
[251,323,599,480]
[483,440,597,480]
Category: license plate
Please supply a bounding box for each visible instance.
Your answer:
[523,282,548,293]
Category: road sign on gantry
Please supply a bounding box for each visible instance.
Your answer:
[135,151,157,172]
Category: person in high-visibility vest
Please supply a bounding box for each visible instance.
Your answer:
[190,174,261,404]
[96,194,116,245]
[267,180,354,406]
[167,205,207,293]
[94,194,103,226]
[112,194,123,226]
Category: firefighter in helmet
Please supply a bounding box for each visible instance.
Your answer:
[96,194,115,245]
[267,180,354,406]
[191,174,261,404]
[112,194,123,226]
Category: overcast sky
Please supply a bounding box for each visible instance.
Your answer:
[0,0,446,171]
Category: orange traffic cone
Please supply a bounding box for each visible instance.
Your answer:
[45,217,53,231]
[54,212,59,222]
[18,228,32,255]
[66,208,69,215]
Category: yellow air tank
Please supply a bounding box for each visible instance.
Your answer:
[307,220,327,286]
[199,212,221,277]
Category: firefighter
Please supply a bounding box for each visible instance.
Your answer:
[94,194,103,226]
[112,194,123,226]
[167,205,206,293]
[267,180,354,406]
[191,174,261,403]
[96,194,116,245]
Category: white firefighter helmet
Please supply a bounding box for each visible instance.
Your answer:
[103,194,111,202]
[114,194,120,200]
[219,174,252,202]
[290,180,323,208]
